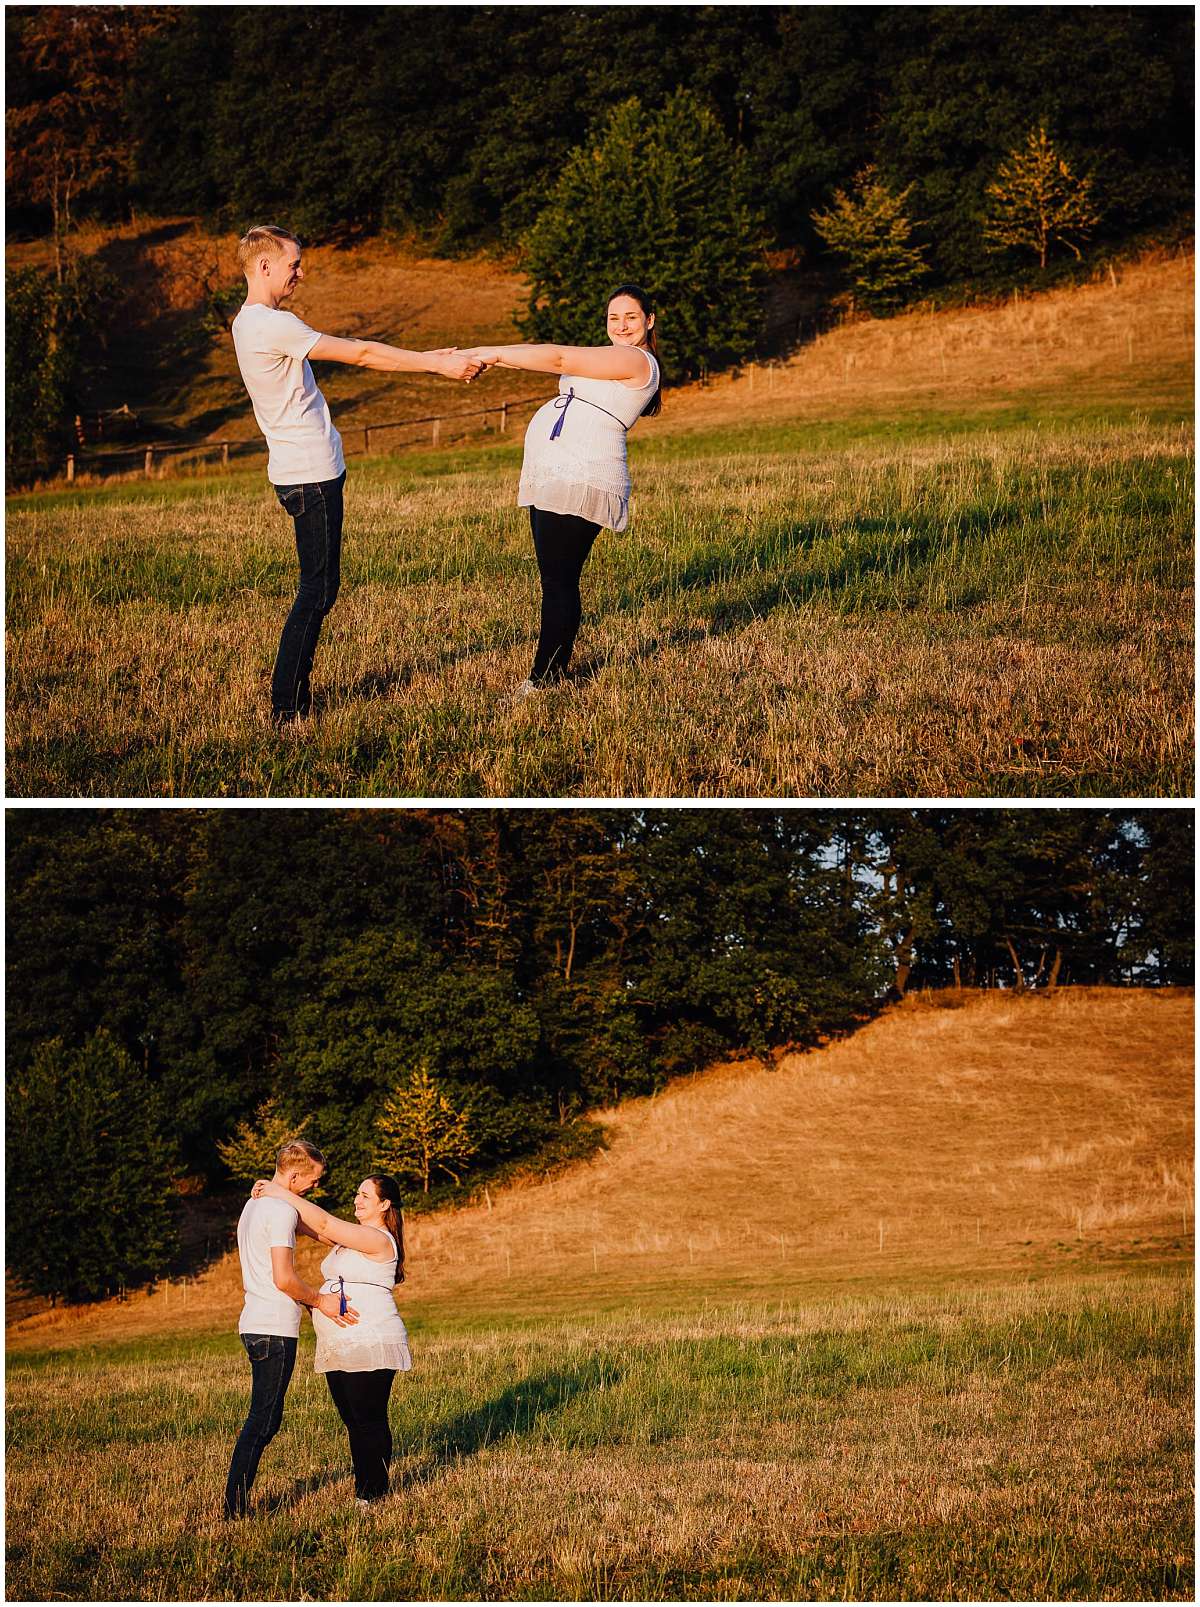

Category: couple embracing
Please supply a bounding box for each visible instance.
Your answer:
[224,1138,409,1517]
[232,224,661,723]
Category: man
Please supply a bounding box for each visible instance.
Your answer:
[223,1137,358,1519]
[231,224,483,724]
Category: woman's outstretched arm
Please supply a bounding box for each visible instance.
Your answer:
[463,343,653,384]
[252,1179,391,1255]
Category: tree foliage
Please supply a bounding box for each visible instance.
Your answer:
[377,1065,478,1194]
[519,91,769,380]
[6,6,166,268]
[5,8,1189,278]
[216,1098,313,1187]
[983,126,1100,268]
[5,255,119,481]
[6,1032,179,1302]
[812,165,930,315]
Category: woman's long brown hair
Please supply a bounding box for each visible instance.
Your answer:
[366,1174,405,1283]
[608,283,662,418]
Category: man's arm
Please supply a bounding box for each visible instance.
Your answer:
[270,1246,358,1325]
[307,334,482,381]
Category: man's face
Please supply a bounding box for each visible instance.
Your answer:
[262,242,303,302]
[286,1163,324,1195]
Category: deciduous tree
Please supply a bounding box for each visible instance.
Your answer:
[217,1098,313,1188]
[983,126,1099,269]
[377,1065,477,1194]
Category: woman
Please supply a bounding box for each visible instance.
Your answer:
[465,285,662,693]
[251,1172,410,1506]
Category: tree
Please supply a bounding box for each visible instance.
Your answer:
[5,254,119,482]
[983,126,1099,269]
[216,1098,312,1188]
[6,1032,179,1302]
[519,90,769,380]
[6,7,166,276]
[377,1065,477,1194]
[812,165,931,315]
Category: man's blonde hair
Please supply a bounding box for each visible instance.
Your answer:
[276,1137,326,1174]
[237,225,300,277]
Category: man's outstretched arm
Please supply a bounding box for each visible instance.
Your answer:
[307,335,482,381]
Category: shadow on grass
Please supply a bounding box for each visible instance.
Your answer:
[614,501,1029,637]
[258,1469,350,1514]
[398,1359,620,1489]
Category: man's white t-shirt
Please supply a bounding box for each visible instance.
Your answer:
[231,302,345,486]
[237,1195,303,1337]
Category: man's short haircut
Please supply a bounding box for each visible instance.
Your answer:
[276,1137,326,1173]
[237,225,300,277]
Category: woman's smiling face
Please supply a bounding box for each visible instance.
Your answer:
[607,294,653,348]
[353,1179,385,1222]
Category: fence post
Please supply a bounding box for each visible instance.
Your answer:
[66,454,75,483]
[500,402,509,433]
[432,417,441,447]
[221,442,229,468]
[364,426,371,454]
[144,447,154,478]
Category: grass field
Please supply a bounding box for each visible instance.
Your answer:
[6,1273,1192,1601]
[7,991,1193,1600]
[5,250,1193,799]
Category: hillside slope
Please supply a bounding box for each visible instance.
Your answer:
[8,989,1191,1347]
[401,988,1193,1317]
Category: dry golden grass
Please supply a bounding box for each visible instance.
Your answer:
[9,227,1191,475]
[6,1272,1192,1599]
[7,218,532,452]
[666,250,1194,431]
[403,986,1195,1317]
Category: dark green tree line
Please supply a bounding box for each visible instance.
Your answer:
[8,6,1191,273]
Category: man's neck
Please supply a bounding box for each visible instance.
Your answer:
[244,285,283,310]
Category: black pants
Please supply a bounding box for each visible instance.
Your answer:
[271,470,346,717]
[325,1368,396,1500]
[224,1333,298,1517]
[528,506,601,683]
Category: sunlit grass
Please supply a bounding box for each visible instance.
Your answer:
[5,1272,1192,1601]
[6,411,1193,798]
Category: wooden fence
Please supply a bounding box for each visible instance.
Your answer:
[61,391,554,485]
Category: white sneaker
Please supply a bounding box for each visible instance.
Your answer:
[513,678,539,701]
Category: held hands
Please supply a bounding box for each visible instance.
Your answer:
[316,1291,360,1328]
[251,1179,286,1201]
[460,346,509,370]
[429,347,488,383]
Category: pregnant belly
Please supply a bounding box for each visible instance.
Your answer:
[316,1283,403,1328]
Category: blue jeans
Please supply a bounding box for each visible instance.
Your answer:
[271,471,346,718]
[223,1333,298,1517]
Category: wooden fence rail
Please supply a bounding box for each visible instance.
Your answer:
[62,392,553,484]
